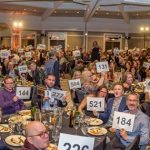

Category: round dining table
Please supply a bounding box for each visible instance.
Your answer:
[0,113,106,150]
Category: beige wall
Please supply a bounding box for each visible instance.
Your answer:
[128,38,144,49]
[1,37,11,48]
[21,39,28,47]
[3,30,149,50]
[67,32,83,50]
[88,36,104,51]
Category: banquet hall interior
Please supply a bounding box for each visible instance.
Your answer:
[0,0,150,150]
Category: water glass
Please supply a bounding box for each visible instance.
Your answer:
[49,114,54,130]
[81,124,88,136]
[73,119,80,135]
[52,127,60,145]
[56,115,62,130]
[85,116,91,127]
[16,122,23,134]
[8,121,15,135]
[34,109,41,122]
[63,110,70,120]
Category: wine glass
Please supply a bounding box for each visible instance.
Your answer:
[49,113,54,130]
[56,115,62,130]
[8,120,15,135]
[16,122,23,134]
[73,119,80,135]
[34,109,41,122]
[52,127,60,145]
[85,116,91,127]
[63,109,70,120]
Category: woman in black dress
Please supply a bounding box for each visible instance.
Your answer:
[91,41,100,62]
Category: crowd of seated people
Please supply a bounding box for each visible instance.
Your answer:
[0,43,149,150]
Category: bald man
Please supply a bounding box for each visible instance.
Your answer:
[21,121,49,150]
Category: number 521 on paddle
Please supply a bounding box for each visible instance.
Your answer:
[112,111,135,132]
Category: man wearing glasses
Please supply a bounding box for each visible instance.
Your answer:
[22,121,49,150]
[108,93,149,150]
[0,76,25,114]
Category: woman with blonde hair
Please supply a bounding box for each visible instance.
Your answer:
[78,82,98,116]
[122,72,134,92]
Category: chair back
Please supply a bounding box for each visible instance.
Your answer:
[140,102,150,117]
[75,89,87,103]
[125,135,140,150]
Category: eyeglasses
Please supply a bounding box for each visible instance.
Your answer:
[100,90,107,94]
[5,82,14,84]
[127,99,138,102]
[29,130,49,138]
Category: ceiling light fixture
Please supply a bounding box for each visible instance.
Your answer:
[13,21,23,29]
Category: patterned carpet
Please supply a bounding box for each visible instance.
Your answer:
[60,75,74,109]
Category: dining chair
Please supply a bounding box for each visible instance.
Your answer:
[75,89,87,103]
[125,135,140,150]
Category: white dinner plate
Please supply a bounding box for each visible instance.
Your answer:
[0,124,10,132]
[19,110,31,116]
[85,118,103,126]
[88,126,107,136]
[5,135,26,147]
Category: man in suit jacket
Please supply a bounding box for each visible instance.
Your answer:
[27,61,45,85]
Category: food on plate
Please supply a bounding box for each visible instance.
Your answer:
[46,144,58,150]
[8,115,23,123]
[88,127,107,135]
[0,124,10,132]
[19,110,31,116]
[5,135,26,146]
[85,117,103,126]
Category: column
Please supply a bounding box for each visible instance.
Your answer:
[11,29,21,50]
[125,33,129,50]
[41,30,46,45]
[83,22,88,51]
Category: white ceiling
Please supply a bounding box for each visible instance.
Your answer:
[0,0,150,26]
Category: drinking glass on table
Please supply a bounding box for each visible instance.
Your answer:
[16,122,23,134]
[8,120,15,135]
[85,116,91,127]
[73,118,80,135]
[56,115,62,130]
[52,127,60,145]
[49,113,53,130]
[34,109,41,122]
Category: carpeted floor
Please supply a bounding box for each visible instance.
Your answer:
[60,75,74,109]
